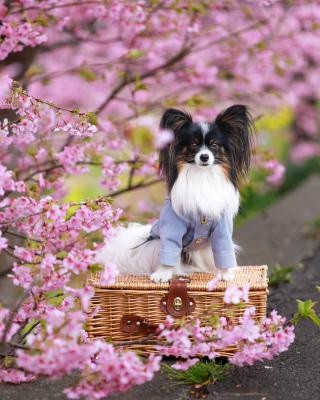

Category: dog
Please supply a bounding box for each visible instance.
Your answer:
[96,105,254,283]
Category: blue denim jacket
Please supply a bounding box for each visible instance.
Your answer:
[150,198,236,270]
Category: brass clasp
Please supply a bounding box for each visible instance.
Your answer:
[173,297,182,311]
[200,216,207,224]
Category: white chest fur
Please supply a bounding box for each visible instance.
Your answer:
[170,164,239,220]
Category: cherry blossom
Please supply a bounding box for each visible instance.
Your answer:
[0,0,313,397]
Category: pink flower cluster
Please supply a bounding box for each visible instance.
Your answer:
[0,307,20,342]
[230,309,295,366]
[154,128,174,149]
[157,304,294,370]
[0,164,25,195]
[263,159,286,187]
[0,20,46,61]
[54,121,98,137]
[224,284,250,304]
[64,345,161,399]
[101,156,128,191]
[0,368,35,384]
[0,74,12,106]
[14,307,160,399]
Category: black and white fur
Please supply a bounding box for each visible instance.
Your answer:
[96,105,254,282]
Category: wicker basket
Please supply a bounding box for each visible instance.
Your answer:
[87,265,268,357]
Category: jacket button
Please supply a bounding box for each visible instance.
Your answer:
[200,216,207,224]
[195,238,203,244]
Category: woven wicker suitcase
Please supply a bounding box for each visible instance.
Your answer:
[87,265,268,357]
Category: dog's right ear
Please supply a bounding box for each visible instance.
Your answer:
[160,108,192,132]
[159,109,192,192]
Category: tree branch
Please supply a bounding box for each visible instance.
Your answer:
[10,0,106,14]
[96,46,191,114]
[109,178,161,197]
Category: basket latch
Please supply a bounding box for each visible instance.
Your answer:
[160,277,196,317]
[120,314,158,334]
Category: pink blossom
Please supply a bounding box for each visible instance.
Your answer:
[263,160,286,187]
[154,128,174,149]
[208,274,221,291]
[14,246,34,262]
[224,285,250,305]
[101,156,127,191]
[65,286,95,312]
[56,145,89,174]
[62,249,95,275]
[0,165,17,195]
[100,263,118,285]
[0,230,8,252]
[0,368,35,384]
[0,74,12,105]
[0,307,20,342]
[172,358,199,370]
[54,121,97,137]
[10,264,33,289]
[290,141,320,164]
[35,148,48,162]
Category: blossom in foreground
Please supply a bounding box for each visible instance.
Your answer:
[156,286,294,370]
[263,160,286,187]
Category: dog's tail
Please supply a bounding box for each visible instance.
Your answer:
[95,223,160,275]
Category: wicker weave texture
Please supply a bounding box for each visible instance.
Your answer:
[87,265,268,357]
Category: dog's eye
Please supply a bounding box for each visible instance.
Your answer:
[190,142,198,149]
[209,140,218,150]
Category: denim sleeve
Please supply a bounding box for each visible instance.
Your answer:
[211,212,237,269]
[158,198,188,267]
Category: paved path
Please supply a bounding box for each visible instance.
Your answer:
[235,175,320,268]
[211,244,320,400]
[1,175,320,400]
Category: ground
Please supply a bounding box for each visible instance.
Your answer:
[1,175,320,400]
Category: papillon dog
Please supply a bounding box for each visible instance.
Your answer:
[96,105,254,283]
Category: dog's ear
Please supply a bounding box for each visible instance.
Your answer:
[160,108,192,133]
[159,109,192,191]
[215,104,255,184]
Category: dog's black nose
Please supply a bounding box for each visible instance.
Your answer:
[200,154,209,162]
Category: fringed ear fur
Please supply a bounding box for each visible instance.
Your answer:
[159,108,192,191]
[215,104,255,185]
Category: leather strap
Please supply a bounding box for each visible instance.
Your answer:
[160,277,196,317]
[120,314,158,334]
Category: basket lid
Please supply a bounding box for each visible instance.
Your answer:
[87,265,268,291]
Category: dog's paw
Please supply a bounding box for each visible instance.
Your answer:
[150,265,174,283]
[219,267,237,281]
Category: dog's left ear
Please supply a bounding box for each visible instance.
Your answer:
[159,108,192,191]
[215,104,255,183]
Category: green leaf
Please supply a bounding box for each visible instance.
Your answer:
[297,299,317,317]
[308,312,320,327]
[268,264,293,287]
[164,359,231,386]
[25,64,45,79]
[128,49,144,59]
[46,289,65,305]
[85,111,98,126]
[185,95,209,107]
[208,313,219,328]
[56,250,68,258]
[131,125,154,153]
[79,67,98,82]
[35,12,49,27]
[294,298,320,327]
[133,75,148,91]
[90,263,103,273]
